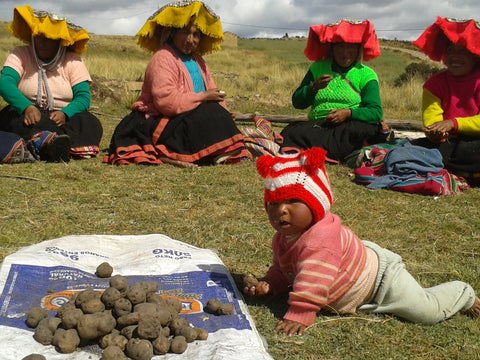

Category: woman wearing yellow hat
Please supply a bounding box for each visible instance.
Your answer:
[104,0,250,167]
[0,5,103,162]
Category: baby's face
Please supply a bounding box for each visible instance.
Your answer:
[267,199,314,236]
[444,44,478,77]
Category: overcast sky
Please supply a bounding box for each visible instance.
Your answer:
[0,1,478,41]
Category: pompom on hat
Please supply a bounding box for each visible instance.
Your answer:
[304,19,381,62]
[413,17,480,61]
[257,148,333,223]
[136,0,224,54]
[7,4,89,55]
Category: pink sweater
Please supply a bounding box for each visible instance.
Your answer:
[5,46,91,110]
[263,212,366,326]
[132,44,225,118]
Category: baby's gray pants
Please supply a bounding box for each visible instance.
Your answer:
[358,240,476,324]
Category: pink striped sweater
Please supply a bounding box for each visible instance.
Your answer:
[263,212,366,326]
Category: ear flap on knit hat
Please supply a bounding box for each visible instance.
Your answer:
[302,147,328,175]
[256,152,275,178]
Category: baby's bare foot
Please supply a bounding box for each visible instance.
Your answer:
[159,156,198,168]
[465,296,480,319]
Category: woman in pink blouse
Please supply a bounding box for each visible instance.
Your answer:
[0,5,102,162]
[104,1,250,167]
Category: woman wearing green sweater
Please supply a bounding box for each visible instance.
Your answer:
[281,19,387,162]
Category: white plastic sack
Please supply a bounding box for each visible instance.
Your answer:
[0,234,273,360]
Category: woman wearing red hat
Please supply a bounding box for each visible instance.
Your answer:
[280,19,388,162]
[412,17,480,184]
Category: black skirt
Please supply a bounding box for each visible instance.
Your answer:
[0,105,103,149]
[280,119,387,162]
[105,102,248,165]
[412,136,480,178]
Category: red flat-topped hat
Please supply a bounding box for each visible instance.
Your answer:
[413,17,480,61]
[304,19,380,62]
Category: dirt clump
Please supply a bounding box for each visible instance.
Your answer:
[27,264,210,359]
[243,273,259,288]
[96,262,114,278]
[205,297,235,315]
[21,355,46,360]
[26,307,48,328]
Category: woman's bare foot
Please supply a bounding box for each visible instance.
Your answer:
[158,156,198,168]
[465,296,480,319]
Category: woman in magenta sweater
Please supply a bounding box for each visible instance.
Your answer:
[104,1,249,167]
[245,148,479,336]
[412,17,480,184]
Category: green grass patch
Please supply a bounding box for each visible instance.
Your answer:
[0,30,478,359]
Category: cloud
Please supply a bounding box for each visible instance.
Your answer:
[0,0,478,40]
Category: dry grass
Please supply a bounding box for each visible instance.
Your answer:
[380,77,424,121]
[0,25,479,359]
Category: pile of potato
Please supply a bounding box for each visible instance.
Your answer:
[24,262,210,360]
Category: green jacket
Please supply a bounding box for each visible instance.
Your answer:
[292,59,383,124]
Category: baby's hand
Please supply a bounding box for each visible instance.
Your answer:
[311,74,333,93]
[274,319,306,337]
[243,280,271,297]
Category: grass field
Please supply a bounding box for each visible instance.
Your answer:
[1,26,480,360]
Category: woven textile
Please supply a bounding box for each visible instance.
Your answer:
[239,117,282,157]
[0,131,36,163]
[352,140,470,195]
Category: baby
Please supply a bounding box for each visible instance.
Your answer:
[244,147,480,336]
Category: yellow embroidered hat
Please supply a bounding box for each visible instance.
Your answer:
[136,0,224,54]
[7,4,89,54]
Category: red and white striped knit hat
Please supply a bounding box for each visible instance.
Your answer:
[256,147,333,222]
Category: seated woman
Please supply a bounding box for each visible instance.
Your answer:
[104,1,250,167]
[281,19,387,162]
[0,5,103,162]
[411,17,480,184]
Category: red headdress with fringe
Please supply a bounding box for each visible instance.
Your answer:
[413,17,480,61]
[304,19,380,62]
